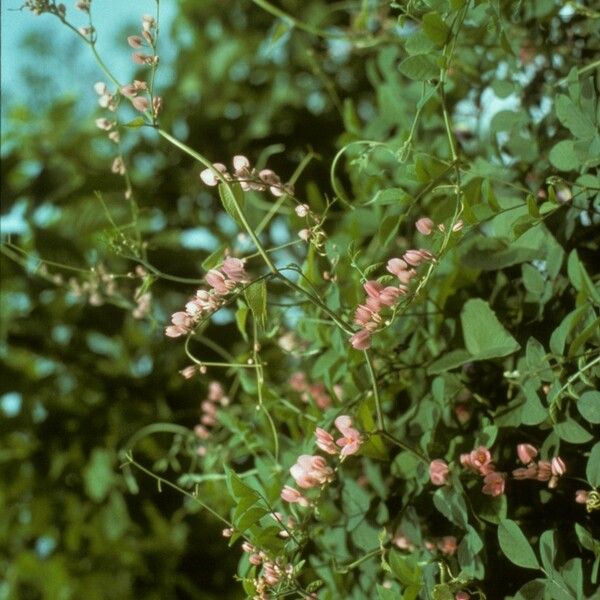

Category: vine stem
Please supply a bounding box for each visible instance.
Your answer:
[550,354,600,421]
[275,271,354,335]
[122,453,233,527]
[375,430,429,464]
[364,350,384,431]
[156,129,277,274]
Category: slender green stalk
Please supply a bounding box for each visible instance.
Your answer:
[157,129,277,274]
[375,430,429,463]
[364,350,384,431]
[122,453,233,527]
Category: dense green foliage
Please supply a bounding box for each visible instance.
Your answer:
[2,1,599,599]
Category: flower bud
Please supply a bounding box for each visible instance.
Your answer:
[127,35,143,48]
[517,443,538,465]
[415,217,434,235]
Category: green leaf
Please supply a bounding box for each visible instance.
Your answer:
[388,551,422,587]
[225,466,260,501]
[422,12,449,46]
[433,486,468,529]
[84,449,114,502]
[586,442,600,487]
[458,525,484,577]
[555,95,595,139]
[123,116,146,128]
[539,530,556,575]
[554,418,593,444]
[342,479,371,531]
[498,519,540,569]
[513,579,547,600]
[577,391,600,424]
[398,55,438,81]
[377,213,401,247]
[201,244,226,271]
[549,140,579,171]
[235,304,249,342]
[461,299,520,360]
[244,280,267,329]
[477,494,507,525]
[234,506,267,533]
[218,182,245,227]
[377,584,399,600]
[427,349,472,374]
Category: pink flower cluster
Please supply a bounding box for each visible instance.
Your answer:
[128,15,159,66]
[165,258,249,338]
[119,79,162,118]
[460,446,506,497]
[193,382,229,454]
[350,251,435,350]
[281,415,362,507]
[430,444,569,499]
[200,156,294,197]
[415,216,464,236]
[288,371,333,410]
[394,529,457,557]
[240,541,293,595]
[511,444,566,489]
[315,416,363,458]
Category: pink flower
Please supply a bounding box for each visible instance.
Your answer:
[470,447,492,472]
[363,280,383,299]
[95,118,113,130]
[482,471,506,496]
[127,35,143,48]
[429,459,450,486]
[205,269,235,295]
[200,163,228,186]
[350,329,371,350]
[379,286,404,306]
[180,365,197,379]
[551,456,566,476]
[403,249,433,266]
[393,533,415,551]
[232,155,250,171]
[386,258,408,277]
[289,372,307,392]
[512,466,538,480]
[415,217,435,235]
[315,427,338,455]
[280,485,309,506]
[575,490,589,504]
[460,453,475,471]
[165,325,186,338]
[132,52,152,65]
[334,415,362,457]
[290,455,333,488]
[455,592,470,600]
[295,204,310,217]
[454,403,471,424]
[517,443,538,465]
[208,381,224,402]
[220,257,248,282]
[194,425,210,439]
[221,527,233,538]
[354,304,374,327]
[452,219,464,232]
[536,460,552,481]
[263,563,280,585]
[437,535,458,556]
[132,96,149,112]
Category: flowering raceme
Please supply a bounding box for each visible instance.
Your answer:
[290,455,333,489]
[165,258,249,338]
